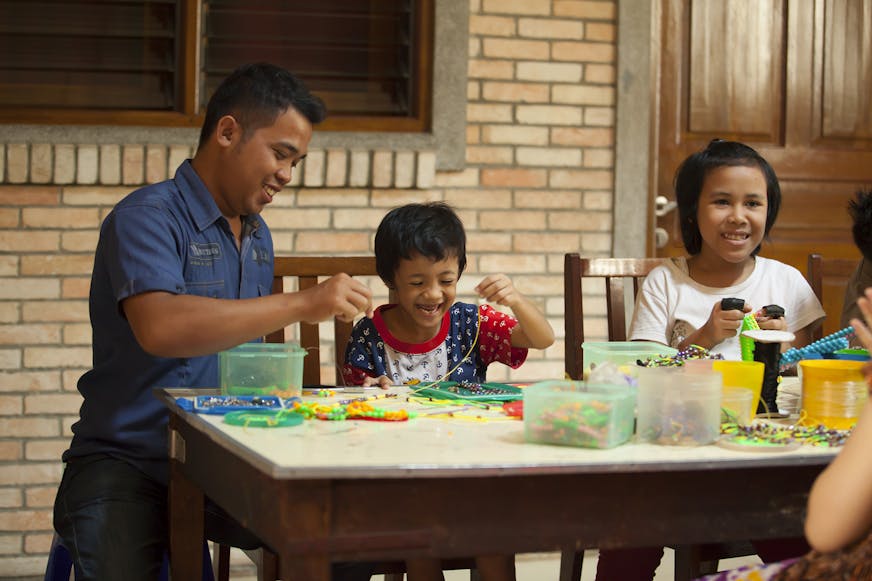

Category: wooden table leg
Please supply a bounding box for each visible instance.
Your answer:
[281,550,330,581]
[169,427,204,580]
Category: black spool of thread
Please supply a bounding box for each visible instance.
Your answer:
[753,341,781,415]
[742,328,796,417]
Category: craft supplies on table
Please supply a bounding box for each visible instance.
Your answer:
[523,380,635,449]
[219,341,306,398]
[224,409,305,428]
[799,359,868,429]
[192,394,289,414]
[711,360,764,418]
[413,381,523,402]
[721,386,755,425]
[636,366,722,445]
[581,341,677,377]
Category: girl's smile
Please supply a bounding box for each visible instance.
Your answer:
[696,164,768,265]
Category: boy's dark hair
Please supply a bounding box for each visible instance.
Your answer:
[675,139,781,255]
[848,188,872,262]
[375,202,467,286]
[197,63,327,150]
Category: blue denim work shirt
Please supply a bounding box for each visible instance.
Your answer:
[63,160,274,483]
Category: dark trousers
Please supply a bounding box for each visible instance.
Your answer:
[53,454,374,581]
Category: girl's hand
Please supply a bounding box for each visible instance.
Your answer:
[362,374,391,389]
[755,309,788,332]
[698,300,752,347]
[475,274,521,308]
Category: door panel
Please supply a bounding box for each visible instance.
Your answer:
[688,1,783,138]
[653,0,872,332]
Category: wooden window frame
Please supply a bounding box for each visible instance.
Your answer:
[0,0,433,133]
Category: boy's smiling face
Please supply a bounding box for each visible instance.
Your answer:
[389,252,460,342]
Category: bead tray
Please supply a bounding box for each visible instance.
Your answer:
[192,395,288,415]
[415,381,523,402]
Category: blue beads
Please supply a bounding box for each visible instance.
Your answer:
[780,326,854,367]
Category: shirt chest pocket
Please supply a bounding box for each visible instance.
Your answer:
[185,279,225,298]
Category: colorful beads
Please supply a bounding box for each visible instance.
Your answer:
[720,421,851,447]
[740,314,759,361]
[291,400,410,422]
[780,326,854,367]
[639,345,723,367]
[527,399,624,448]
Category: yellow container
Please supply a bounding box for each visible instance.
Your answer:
[799,360,868,429]
[712,360,764,416]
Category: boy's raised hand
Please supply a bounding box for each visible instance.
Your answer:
[475,274,521,307]
[475,273,555,350]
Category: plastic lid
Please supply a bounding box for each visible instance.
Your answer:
[223,409,304,428]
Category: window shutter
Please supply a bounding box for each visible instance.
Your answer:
[0,0,179,110]
[201,0,420,118]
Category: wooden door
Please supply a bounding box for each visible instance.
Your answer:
[653,0,872,332]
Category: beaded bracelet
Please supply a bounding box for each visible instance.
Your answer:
[740,314,760,362]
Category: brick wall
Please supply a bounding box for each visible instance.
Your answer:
[0,1,617,576]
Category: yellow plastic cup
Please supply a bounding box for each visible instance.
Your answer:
[799,360,868,429]
[712,360,764,416]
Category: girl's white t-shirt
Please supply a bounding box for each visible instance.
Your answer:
[629,256,826,360]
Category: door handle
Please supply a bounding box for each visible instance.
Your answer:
[655,195,678,217]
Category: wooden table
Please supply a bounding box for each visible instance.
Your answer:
[160,388,836,581]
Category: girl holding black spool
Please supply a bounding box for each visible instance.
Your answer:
[597,140,826,580]
[628,139,824,361]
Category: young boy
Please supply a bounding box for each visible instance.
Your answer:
[343,202,554,388]
[840,188,872,328]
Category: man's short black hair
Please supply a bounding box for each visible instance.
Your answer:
[375,202,467,286]
[198,63,326,150]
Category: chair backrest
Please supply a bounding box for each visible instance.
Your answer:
[268,256,378,385]
[807,253,859,340]
[564,253,665,380]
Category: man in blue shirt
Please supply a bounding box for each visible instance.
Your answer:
[53,63,374,580]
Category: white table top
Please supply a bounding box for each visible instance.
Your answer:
[170,386,837,480]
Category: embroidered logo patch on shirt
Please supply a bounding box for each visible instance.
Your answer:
[189,242,221,266]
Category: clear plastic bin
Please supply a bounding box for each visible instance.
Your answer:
[581,341,677,377]
[219,342,306,398]
[636,366,722,445]
[524,380,636,449]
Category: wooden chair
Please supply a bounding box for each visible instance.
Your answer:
[563,253,665,380]
[561,253,754,581]
[269,255,379,385]
[807,253,860,341]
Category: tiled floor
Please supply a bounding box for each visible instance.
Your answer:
[230,547,763,580]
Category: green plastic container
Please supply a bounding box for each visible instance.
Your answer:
[219,342,306,398]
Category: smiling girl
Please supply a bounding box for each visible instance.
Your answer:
[628,139,825,360]
[595,140,827,581]
[342,202,554,388]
